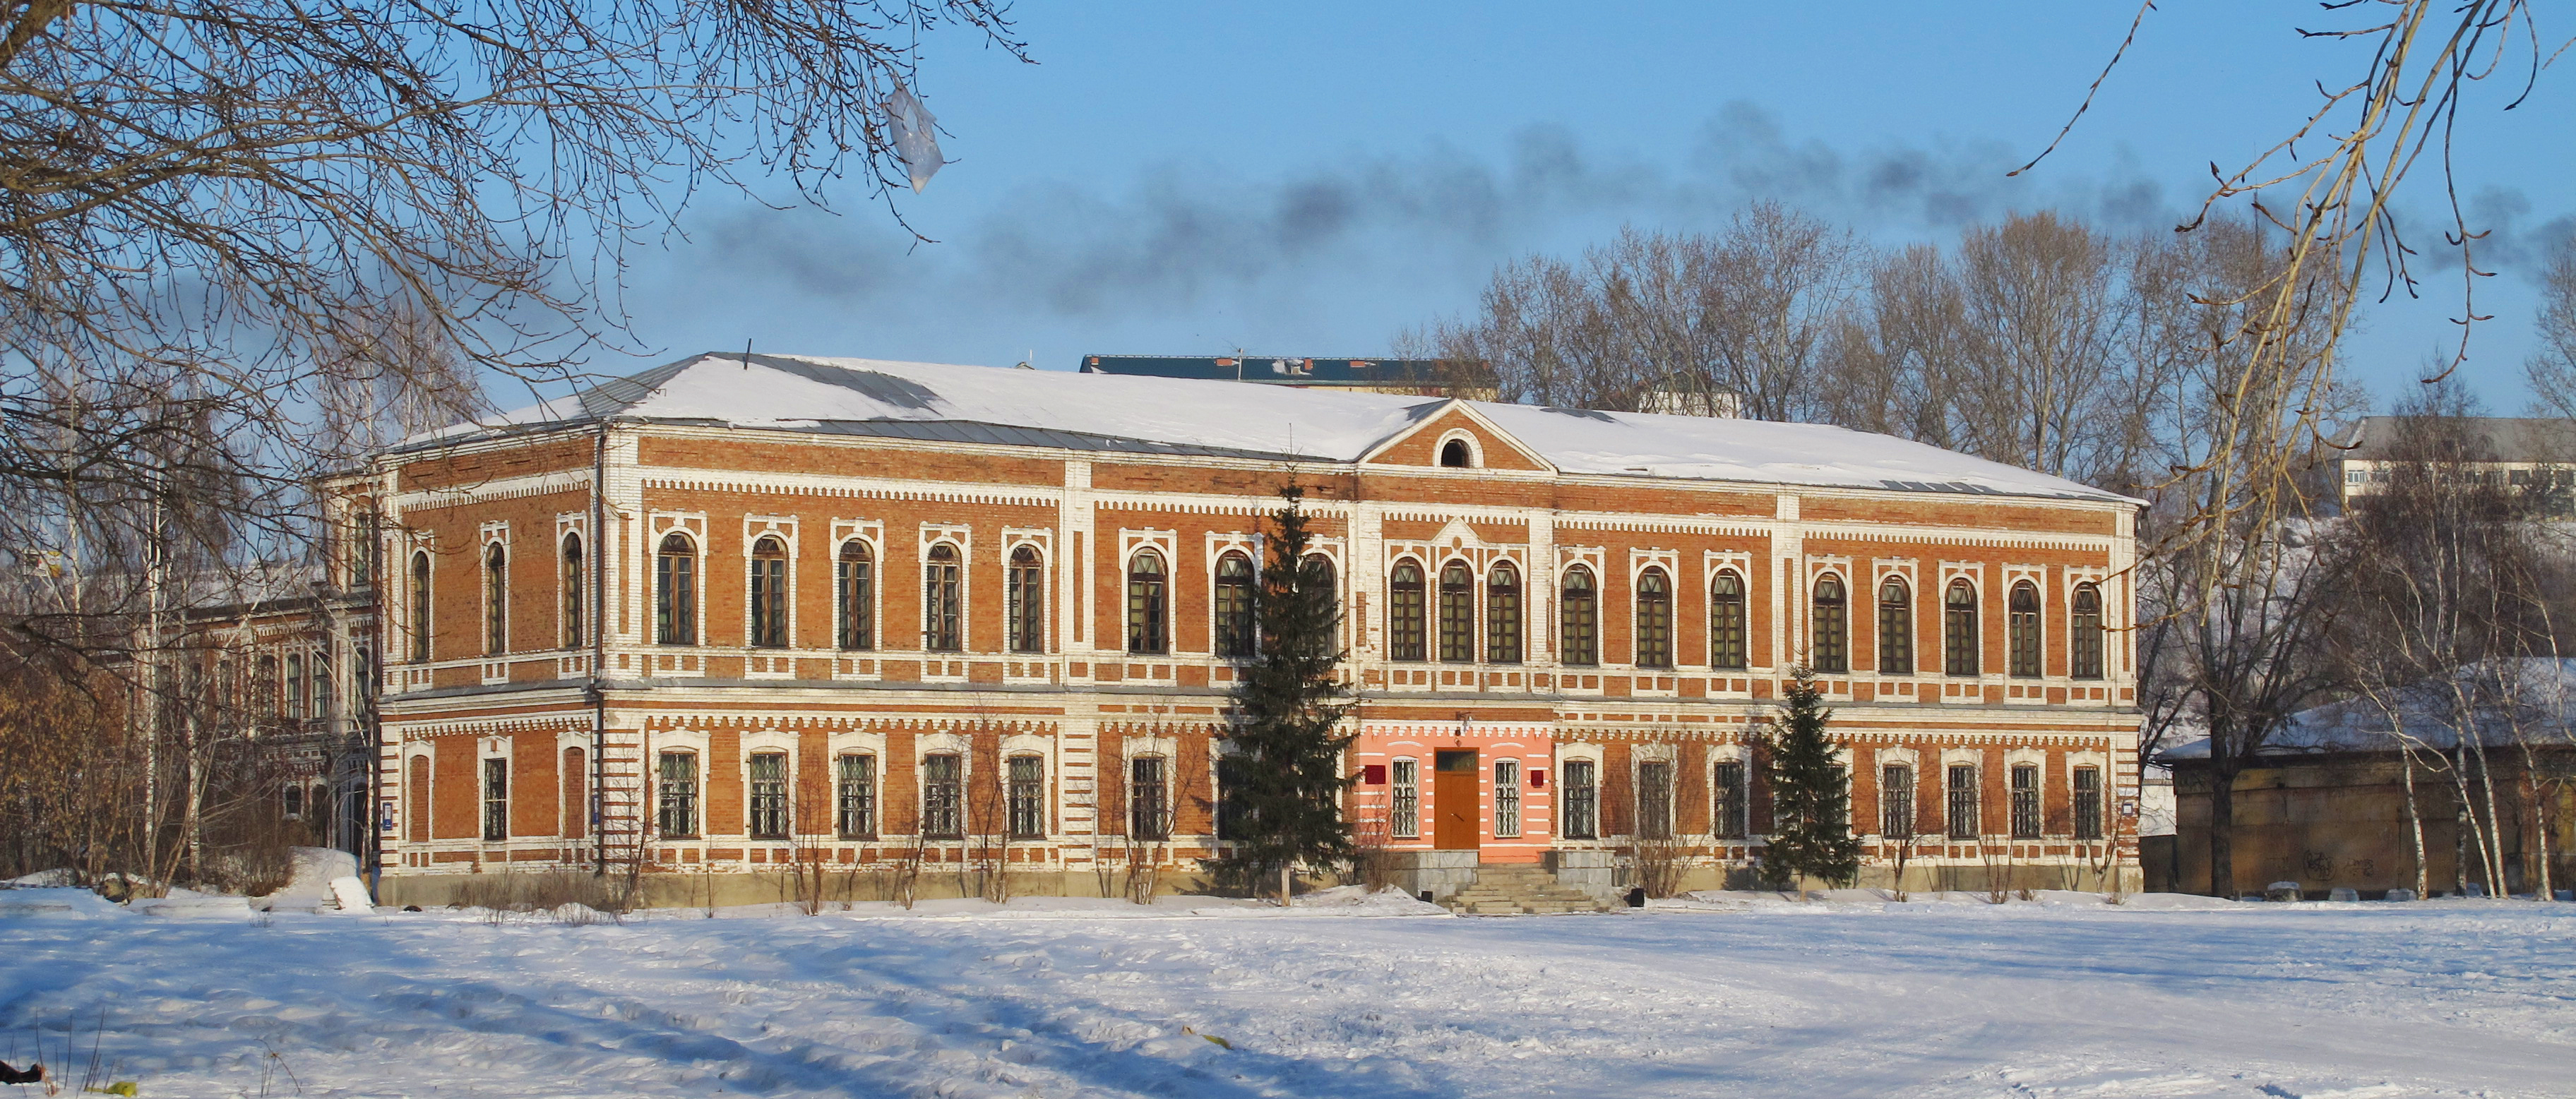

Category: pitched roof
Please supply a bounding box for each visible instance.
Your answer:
[2339,416,2576,463]
[2159,658,2576,762]
[436,353,2131,503]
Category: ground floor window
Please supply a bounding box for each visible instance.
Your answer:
[1216,756,1250,841]
[482,757,509,841]
[1129,756,1169,841]
[922,753,962,839]
[2073,767,2104,841]
[1947,764,1979,841]
[2010,764,2041,840]
[837,754,876,838]
[1390,759,1419,839]
[1881,764,1914,839]
[1712,761,1746,839]
[1007,755,1046,839]
[1562,759,1598,840]
[1636,761,1672,841]
[657,752,698,837]
[748,752,789,839]
[1493,759,1521,838]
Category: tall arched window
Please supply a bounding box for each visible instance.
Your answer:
[1944,579,1979,676]
[354,648,373,721]
[1635,567,1672,669]
[1709,570,1746,670]
[2008,581,2042,678]
[1301,553,1340,649]
[285,654,306,720]
[924,544,962,652]
[1388,560,1426,661]
[1561,567,1597,666]
[1007,546,1046,654]
[2070,583,2106,680]
[483,542,508,656]
[836,541,874,650]
[311,651,332,720]
[560,534,584,649]
[749,536,788,648]
[655,533,696,645]
[1877,577,1912,675]
[1125,550,1166,654]
[1810,573,1847,673]
[1438,562,1476,663]
[408,551,431,662]
[1486,563,1521,664]
[1213,553,1255,658]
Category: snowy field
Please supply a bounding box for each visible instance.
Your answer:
[4,889,2573,1098]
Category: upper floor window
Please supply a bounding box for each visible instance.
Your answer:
[352,508,377,588]
[285,654,306,721]
[1561,567,1597,666]
[1635,567,1673,669]
[749,536,789,648]
[2008,581,2041,678]
[1302,553,1339,623]
[1007,546,1046,654]
[1877,577,1912,674]
[837,541,874,651]
[561,534,585,649]
[1709,570,1746,670]
[483,542,508,656]
[1811,573,1847,674]
[655,533,697,646]
[924,543,962,652]
[311,650,331,721]
[1438,562,1476,663]
[2070,583,2105,680]
[409,551,431,663]
[1214,553,1256,658]
[1486,563,1521,664]
[1944,579,1979,676]
[1388,560,1426,661]
[1125,549,1167,654]
[1439,438,1474,467]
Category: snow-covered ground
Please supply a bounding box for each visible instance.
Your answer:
[3,889,2572,1098]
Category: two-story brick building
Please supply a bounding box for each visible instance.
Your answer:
[363,353,2143,906]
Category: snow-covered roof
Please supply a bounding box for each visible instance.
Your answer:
[2161,658,2576,761]
[438,353,2131,503]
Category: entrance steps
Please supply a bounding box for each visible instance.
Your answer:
[1441,863,1616,915]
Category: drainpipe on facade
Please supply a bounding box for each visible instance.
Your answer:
[592,421,611,877]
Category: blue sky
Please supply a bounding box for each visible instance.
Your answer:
[598,1,2576,415]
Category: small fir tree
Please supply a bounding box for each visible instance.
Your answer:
[1757,666,1861,891]
[1220,486,1359,903]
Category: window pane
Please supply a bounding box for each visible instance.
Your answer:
[1008,547,1046,654]
[922,754,962,838]
[1390,759,1419,839]
[1128,756,1169,841]
[1710,571,1746,670]
[925,545,962,652]
[1944,581,1979,676]
[1880,764,1914,839]
[657,534,696,645]
[1712,762,1745,839]
[1493,759,1520,837]
[482,757,509,841]
[1635,569,1671,669]
[2070,584,2104,680]
[1946,764,1979,840]
[2010,763,2041,839]
[1126,552,1167,654]
[1811,574,1846,674]
[1877,578,1910,674]
[657,752,698,836]
[1486,565,1521,664]
[1637,762,1672,840]
[1008,755,1046,839]
[1563,759,1597,840]
[837,755,876,837]
[1438,563,1475,663]
[837,542,875,650]
[2073,767,2104,840]
[2008,583,2041,678]
[1561,569,1597,666]
[1214,554,1255,658]
[1389,562,1426,661]
[749,752,788,838]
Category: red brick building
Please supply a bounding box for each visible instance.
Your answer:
[365,354,2142,906]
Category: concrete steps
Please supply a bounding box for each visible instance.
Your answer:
[1441,864,1615,915]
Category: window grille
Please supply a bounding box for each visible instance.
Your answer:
[750,537,788,648]
[836,754,876,837]
[1560,567,1597,666]
[1388,561,1426,661]
[1486,564,1521,663]
[1811,573,1847,673]
[748,752,789,839]
[561,534,585,649]
[1008,546,1046,654]
[482,757,509,841]
[1943,580,1979,676]
[2008,582,2041,678]
[1390,759,1419,839]
[484,543,508,656]
[837,541,875,650]
[1493,759,1520,837]
[1128,756,1169,841]
[2010,764,2041,839]
[924,544,962,652]
[1709,570,1746,669]
[1946,764,1979,840]
[1438,563,1475,662]
[1877,577,1911,674]
[1125,551,1166,655]
[1007,755,1045,839]
[1635,568,1672,669]
[1712,761,1746,839]
[657,752,698,836]
[921,753,962,839]
[1637,760,1673,840]
[1214,553,1256,658]
[1561,759,1597,839]
[2073,767,2104,840]
[1881,764,1914,839]
[2070,584,2105,679]
[655,534,696,645]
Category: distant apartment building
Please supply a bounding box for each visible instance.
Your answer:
[2335,416,2576,512]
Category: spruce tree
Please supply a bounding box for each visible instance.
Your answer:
[1758,666,1861,891]
[1220,486,1358,903]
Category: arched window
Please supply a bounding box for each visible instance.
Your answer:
[1438,562,1476,663]
[749,536,788,648]
[1635,567,1672,669]
[1213,553,1255,658]
[285,654,306,721]
[1709,570,1746,670]
[1128,755,1169,841]
[1007,755,1046,839]
[656,751,698,836]
[561,534,584,649]
[1560,567,1597,666]
[655,533,696,645]
[483,542,508,656]
[1439,438,1474,467]
[924,544,962,651]
[1944,579,1979,676]
[1388,560,1426,661]
[311,651,332,720]
[408,551,431,663]
[836,541,874,650]
[835,753,876,838]
[2070,583,2106,680]
[1877,577,1912,675]
[1299,553,1340,656]
[2008,581,2042,678]
[1486,563,1522,664]
[1007,546,1046,654]
[1125,550,1167,654]
[1811,574,1847,674]
[354,648,373,721]
[747,752,788,838]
